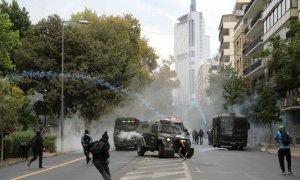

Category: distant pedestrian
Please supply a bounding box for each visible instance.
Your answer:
[198,129,204,145]
[81,130,93,164]
[192,129,198,144]
[207,129,213,145]
[274,125,293,175]
[88,131,111,180]
[28,130,44,168]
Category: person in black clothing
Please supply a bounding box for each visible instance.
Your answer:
[198,129,204,145]
[81,130,93,164]
[28,130,44,168]
[207,129,213,145]
[87,131,111,180]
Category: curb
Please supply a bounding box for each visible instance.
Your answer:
[0,153,60,167]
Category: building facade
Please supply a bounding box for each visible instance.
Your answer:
[218,14,237,67]
[174,0,210,107]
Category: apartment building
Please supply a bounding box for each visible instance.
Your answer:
[242,0,268,91]
[196,60,212,104]
[218,14,237,67]
[233,0,251,77]
[262,0,300,144]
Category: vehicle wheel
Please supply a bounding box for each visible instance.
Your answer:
[186,148,194,158]
[158,144,164,158]
[137,142,145,156]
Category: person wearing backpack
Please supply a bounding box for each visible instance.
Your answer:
[274,125,293,175]
[81,130,93,164]
[87,131,111,180]
[28,130,44,168]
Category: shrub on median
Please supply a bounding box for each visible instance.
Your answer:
[3,131,56,158]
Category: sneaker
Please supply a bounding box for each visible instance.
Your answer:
[27,161,31,167]
[287,171,293,175]
[282,171,286,175]
[39,166,43,168]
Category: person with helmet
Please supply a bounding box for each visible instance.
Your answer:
[81,130,93,164]
[87,131,111,180]
[28,129,44,168]
[274,125,293,175]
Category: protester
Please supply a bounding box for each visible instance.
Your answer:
[28,130,44,168]
[207,129,213,145]
[88,131,111,180]
[274,125,293,175]
[81,130,93,164]
[192,129,198,144]
[198,129,204,145]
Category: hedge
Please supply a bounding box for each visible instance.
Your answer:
[2,131,56,158]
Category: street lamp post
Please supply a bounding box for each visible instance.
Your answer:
[61,20,89,152]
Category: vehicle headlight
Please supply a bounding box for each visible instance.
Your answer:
[166,137,171,141]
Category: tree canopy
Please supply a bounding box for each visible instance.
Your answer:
[262,20,300,88]
[0,79,27,133]
[207,65,248,111]
[0,0,31,38]
[14,12,158,128]
[0,11,20,75]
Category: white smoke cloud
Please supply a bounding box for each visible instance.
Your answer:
[117,131,142,141]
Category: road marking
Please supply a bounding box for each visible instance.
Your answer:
[10,157,85,180]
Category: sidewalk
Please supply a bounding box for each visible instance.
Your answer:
[260,144,300,158]
[0,152,58,167]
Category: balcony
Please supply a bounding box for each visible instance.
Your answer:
[251,10,262,27]
[281,97,300,111]
[244,0,255,14]
[243,59,265,78]
[243,36,263,55]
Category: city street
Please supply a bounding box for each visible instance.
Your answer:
[1,143,300,180]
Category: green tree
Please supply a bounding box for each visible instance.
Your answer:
[0,11,20,75]
[143,56,179,116]
[0,79,27,133]
[15,13,158,129]
[207,65,248,111]
[0,0,31,38]
[254,84,281,147]
[261,20,300,88]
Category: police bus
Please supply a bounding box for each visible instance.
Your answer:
[212,113,249,150]
[113,117,140,150]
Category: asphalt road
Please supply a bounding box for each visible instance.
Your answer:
[1,144,300,180]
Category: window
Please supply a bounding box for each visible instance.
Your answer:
[286,0,290,11]
[264,20,267,33]
[278,3,282,18]
[282,0,286,15]
[274,8,278,22]
[270,12,274,27]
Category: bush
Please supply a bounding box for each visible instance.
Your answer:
[3,136,13,159]
[2,131,57,158]
[43,136,56,153]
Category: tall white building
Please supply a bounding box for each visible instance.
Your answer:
[174,0,210,107]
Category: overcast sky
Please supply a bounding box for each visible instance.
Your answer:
[10,0,236,59]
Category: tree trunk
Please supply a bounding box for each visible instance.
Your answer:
[84,118,91,131]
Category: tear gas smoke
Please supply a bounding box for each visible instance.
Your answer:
[117,131,142,141]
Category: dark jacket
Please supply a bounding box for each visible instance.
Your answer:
[31,135,43,153]
[87,132,110,162]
